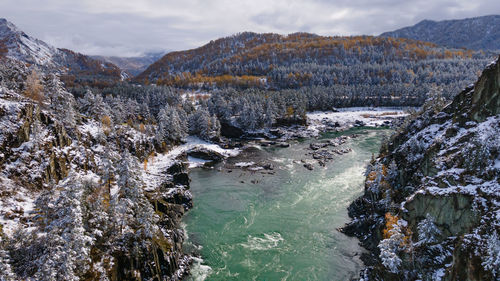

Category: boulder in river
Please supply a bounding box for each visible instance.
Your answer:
[309,142,328,150]
[278,142,290,148]
[303,163,314,170]
[262,163,274,170]
[354,120,366,127]
[188,147,224,162]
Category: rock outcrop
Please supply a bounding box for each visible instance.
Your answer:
[344,56,500,280]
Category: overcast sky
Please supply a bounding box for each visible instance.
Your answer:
[2,0,500,57]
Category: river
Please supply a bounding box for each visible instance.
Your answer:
[183,128,390,280]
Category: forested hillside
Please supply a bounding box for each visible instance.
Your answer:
[136,32,493,103]
[0,55,199,280]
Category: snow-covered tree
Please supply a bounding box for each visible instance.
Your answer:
[33,172,93,280]
[114,151,158,239]
[99,146,115,198]
[78,90,112,121]
[46,74,77,127]
[379,221,405,273]
[188,108,221,141]
[482,231,500,277]
[387,160,398,187]
[237,100,258,131]
[156,105,187,143]
[0,238,16,281]
[417,213,441,245]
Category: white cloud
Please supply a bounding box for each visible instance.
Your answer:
[1,0,500,56]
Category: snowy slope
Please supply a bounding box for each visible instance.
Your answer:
[0,18,58,67]
[381,15,500,51]
[0,18,124,85]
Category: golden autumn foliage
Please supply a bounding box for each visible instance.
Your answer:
[383,213,400,239]
[101,115,112,136]
[23,70,45,104]
[157,73,265,88]
[0,40,8,58]
[383,212,413,247]
[145,151,156,171]
[137,32,475,87]
[366,164,391,190]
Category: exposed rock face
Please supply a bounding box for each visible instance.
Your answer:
[220,121,244,138]
[344,56,500,280]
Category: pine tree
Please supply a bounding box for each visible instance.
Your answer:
[46,74,77,128]
[417,213,441,245]
[33,172,93,280]
[114,151,158,239]
[0,237,16,281]
[482,231,500,277]
[189,108,219,141]
[378,222,405,273]
[156,105,187,143]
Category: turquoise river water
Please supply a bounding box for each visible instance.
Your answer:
[183,128,390,281]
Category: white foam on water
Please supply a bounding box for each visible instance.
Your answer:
[270,157,287,163]
[240,232,284,250]
[321,165,365,194]
[188,156,211,168]
[188,257,213,281]
[244,204,256,228]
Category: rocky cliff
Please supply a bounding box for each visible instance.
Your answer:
[344,56,500,280]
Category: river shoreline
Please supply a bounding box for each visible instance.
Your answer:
[182,127,392,280]
[167,107,408,280]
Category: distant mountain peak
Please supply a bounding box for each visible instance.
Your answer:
[0,18,58,67]
[0,18,123,87]
[381,15,500,51]
[0,18,22,33]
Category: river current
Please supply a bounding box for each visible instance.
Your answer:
[183,128,390,280]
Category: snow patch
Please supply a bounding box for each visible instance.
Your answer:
[234,162,255,167]
[307,107,408,132]
[143,136,239,190]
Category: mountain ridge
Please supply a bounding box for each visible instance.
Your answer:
[0,18,123,88]
[92,52,165,76]
[381,15,500,52]
[134,31,493,105]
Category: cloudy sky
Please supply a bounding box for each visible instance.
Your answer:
[3,0,500,57]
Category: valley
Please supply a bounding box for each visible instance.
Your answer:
[0,10,499,281]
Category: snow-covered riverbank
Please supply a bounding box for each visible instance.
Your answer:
[307,107,409,134]
[143,136,240,191]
